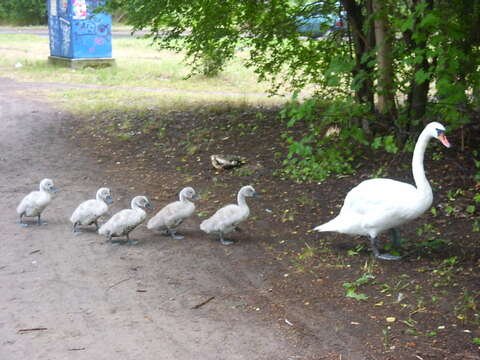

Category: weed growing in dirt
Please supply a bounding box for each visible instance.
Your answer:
[343,273,375,301]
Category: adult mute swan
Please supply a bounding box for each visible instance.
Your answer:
[147,187,199,240]
[314,122,450,260]
[98,195,152,245]
[200,185,259,245]
[17,178,58,226]
[70,187,113,234]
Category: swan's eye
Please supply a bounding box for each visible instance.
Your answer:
[436,128,445,136]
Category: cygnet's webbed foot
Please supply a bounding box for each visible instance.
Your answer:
[127,239,139,245]
[37,216,47,226]
[168,230,184,240]
[18,213,28,227]
[376,253,402,261]
[73,231,83,236]
[220,236,234,246]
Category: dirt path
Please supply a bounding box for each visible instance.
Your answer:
[0,77,368,360]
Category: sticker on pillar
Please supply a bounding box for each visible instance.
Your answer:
[50,0,57,16]
[60,0,68,13]
[72,0,87,20]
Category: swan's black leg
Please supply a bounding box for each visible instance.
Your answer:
[370,236,401,261]
[390,228,401,248]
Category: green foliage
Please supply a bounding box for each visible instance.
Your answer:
[371,135,398,153]
[104,0,479,181]
[343,273,375,301]
[279,94,369,182]
[0,0,47,25]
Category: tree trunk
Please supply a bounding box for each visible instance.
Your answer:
[372,0,397,119]
[405,0,434,128]
[340,0,375,112]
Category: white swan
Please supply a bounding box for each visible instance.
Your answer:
[98,195,152,244]
[147,187,199,240]
[314,122,451,260]
[70,187,113,234]
[17,178,58,226]
[200,185,259,245]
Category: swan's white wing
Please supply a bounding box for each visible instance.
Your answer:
[71,199,108,225]
[99,209,145,236]
[147,201,195,230]
[200,204,248,234]
[336,178,422,235]
[17,191,50,216]
[343,179,417,216]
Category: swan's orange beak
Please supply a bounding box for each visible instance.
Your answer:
[438,133,451,148]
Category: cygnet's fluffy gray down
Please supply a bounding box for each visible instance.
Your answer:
[200,185,259,245]
[147,187,199,240]
[16,178,58,226]
[70,187,113,233]
[98,195,151,244]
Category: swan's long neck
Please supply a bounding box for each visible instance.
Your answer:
[237,192,248,207]
[412,130,432,195]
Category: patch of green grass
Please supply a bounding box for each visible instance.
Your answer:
[0,33,283,98]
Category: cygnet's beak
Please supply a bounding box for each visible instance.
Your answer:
[145,202,153,210]
[192,194,201,200]
[252,192,261,198]
[106,196,113,204]
[437,133,451,148]
[51,187,59,193]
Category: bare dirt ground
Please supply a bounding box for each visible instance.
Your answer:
[0,77,369,360]
[1,75,479,360]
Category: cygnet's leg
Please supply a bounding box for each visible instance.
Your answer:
[219,233,234,246]
[107,233,122,246]
[168,228,184,240]
[160,229,170,236]
[234,227,243,233]
[72,221,82,236]
[18,212,29,227]
[94,220,99,231]
[37,215,48,226]
[126,233,138,246]
[369,236,401,261]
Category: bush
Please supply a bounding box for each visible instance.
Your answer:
[0,0,47,25]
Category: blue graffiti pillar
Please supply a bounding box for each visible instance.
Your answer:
[47,0,115,68]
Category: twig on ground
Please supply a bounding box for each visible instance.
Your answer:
[191,296,215,309]
[18,327,48,333]
[107,278,131,290]
[29,249,41,254]
[68,348,86,351]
